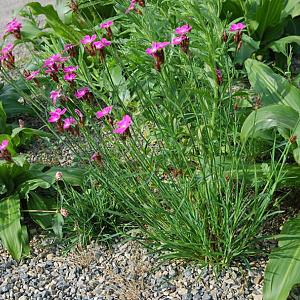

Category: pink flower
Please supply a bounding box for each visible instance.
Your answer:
[63,66,78,73]
[113,115,132,134]
[145,42,170,56]
[48,108,67,123]
[5,18,22,33]
[101,38,111,47]
[93,38,111,49]
[175,24,192,35]
[229,23,246,32]
[50,90,61,105]
[75,87,89,99]
[100,20,113,29]
[96,106,113,119]
[43,53,68,69]
[171,35,187,45]
[64,73,76,82]
[64,44,75,51]
[126,0,136,13]
[0,140,9,151]
[75,109,83,119]
[63,117,76,129]
[80,34,97,45]
[1,43,14,55]
[25,70,40,81]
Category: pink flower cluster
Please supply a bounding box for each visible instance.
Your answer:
[172,24,192,48]
[145,24,192,70]
[48,103,132,138]
[80,34,111,57]
[63,65,79,82]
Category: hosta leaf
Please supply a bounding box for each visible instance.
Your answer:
[52,213,64,239]
[293,148,300,165]
[244,0,287,42]
[241,105,299,142]
[26,2,81,43]
[28,192,57,230]
[245,59,300,111]
[269,36,300,55]
[264,213,300,300]
[235,34,260,64]
[0,195,25,261]
[18,179,51,199]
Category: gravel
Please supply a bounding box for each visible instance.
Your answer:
[0,235,267,300]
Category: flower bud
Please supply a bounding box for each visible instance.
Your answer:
[55,171,63,181]
[60,208,69,217]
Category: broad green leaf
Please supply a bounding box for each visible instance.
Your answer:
[26,2,81,43]
[293,148,300,165]
[235,34,260,64]
[31,166,85,186]
[0,195,24,261]
[0,82,32,117]
[264,213,300,300]
[11,127,52,148]
[28,192,57,230]
[18,179,51,199]
[244,0,287,42]
[286,0,300,18]
[52,213,64,239]
[245,59,300,111]
[241,105,299,141]
[269,36,300,55]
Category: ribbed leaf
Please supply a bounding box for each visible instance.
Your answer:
[0,195,24,261]
[240,105,299,142]
[264,213,300,300]
[245,59,300,111]
[269,36,300,55]
[244,0,288,42]
[26,2,81,43]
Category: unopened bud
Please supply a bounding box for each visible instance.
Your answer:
[55,171,63,181]
[60,208,69,217]
[18,119,25,128]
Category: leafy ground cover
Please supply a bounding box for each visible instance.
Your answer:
[0,0,300,299]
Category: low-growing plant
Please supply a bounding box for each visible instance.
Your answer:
[0,137,84,260]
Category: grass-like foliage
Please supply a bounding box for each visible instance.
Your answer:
[0,0,294,267]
